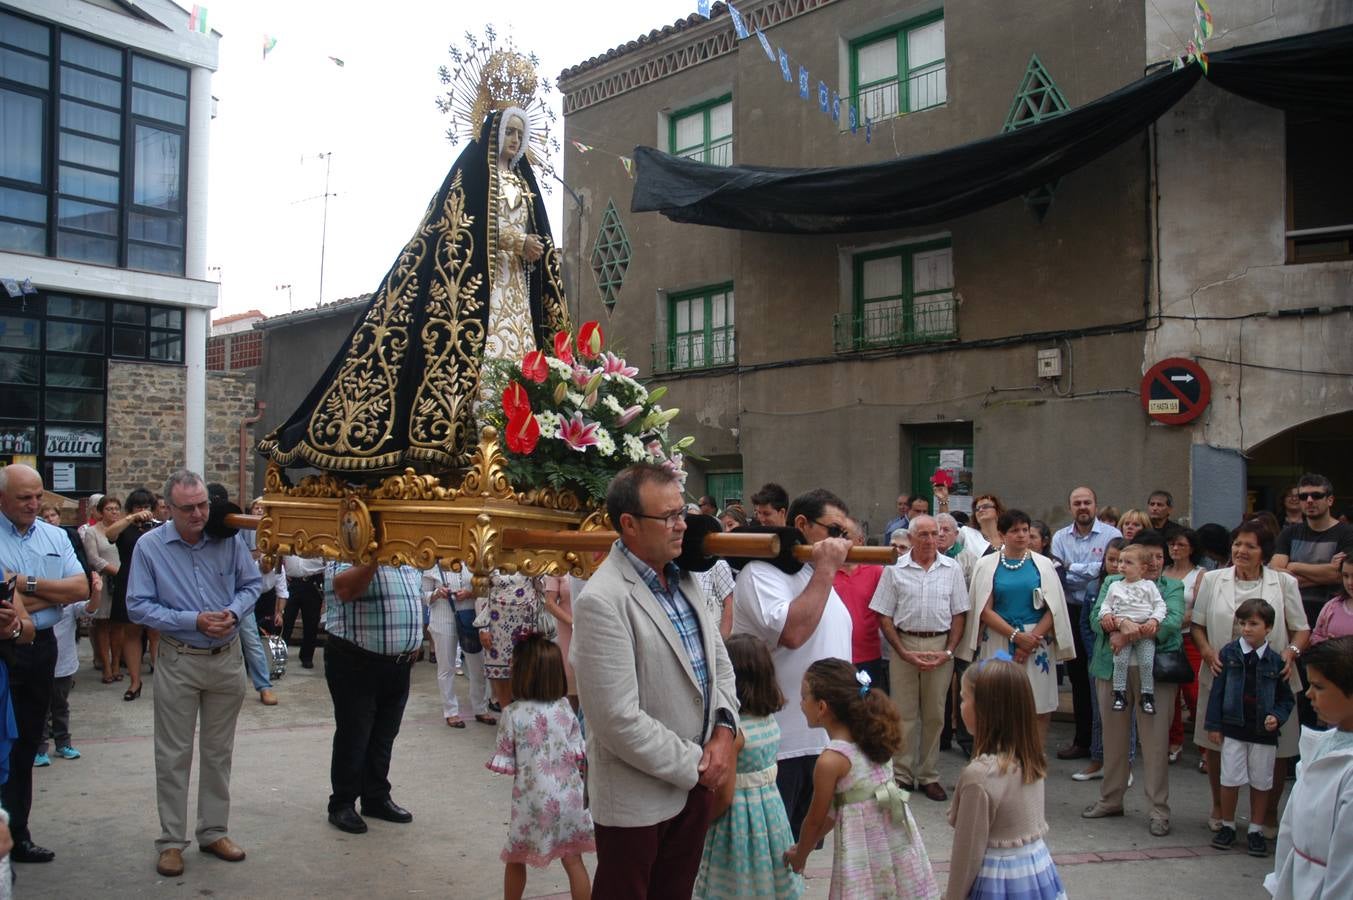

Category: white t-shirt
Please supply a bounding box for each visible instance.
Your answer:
[733,561,853,760]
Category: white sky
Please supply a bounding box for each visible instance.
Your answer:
[199,0,695,320]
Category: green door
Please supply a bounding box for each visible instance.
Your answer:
[706,472,744,509]
[911,445,973,510]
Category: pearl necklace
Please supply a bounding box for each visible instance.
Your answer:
[999,549,1030,571]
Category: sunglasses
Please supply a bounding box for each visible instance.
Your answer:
[1298,491,1328,501]
[811,520,847,538]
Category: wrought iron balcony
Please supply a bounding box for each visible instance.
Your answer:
[651,331,737,374]
[832,297,957,353]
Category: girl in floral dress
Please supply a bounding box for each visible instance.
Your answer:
[696,635,804,899]
[486,635,594,900]
[784,658,939,900]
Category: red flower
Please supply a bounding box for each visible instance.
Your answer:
[577,321,604,360]
[502,381,531,420]
[553,331,575,366]
[521,350,548,384]
[506,410,540,455]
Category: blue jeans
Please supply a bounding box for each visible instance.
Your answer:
[1084,608,1135,764]
[240,612,272,692]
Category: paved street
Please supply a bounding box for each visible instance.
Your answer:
[20,643,1279,899]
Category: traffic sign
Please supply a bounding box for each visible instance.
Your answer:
[1141,357,1211,425]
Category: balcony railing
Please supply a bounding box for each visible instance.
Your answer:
[833,296,957,353]
[858,66,947,123]
[652,331,737,374]
[677,137,733,167]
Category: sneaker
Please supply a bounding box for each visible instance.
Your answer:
[33,753,50,768]
[1211,825,1236,850]
[54,746,81,760]
[1111,690,1127,711]
[1141,693,1156,715]
[1247,831,1267,857]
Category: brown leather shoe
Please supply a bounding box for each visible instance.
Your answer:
[1056,744,1090,760]
[156,848,184,877]
[198,837,246,862]
[922,782,948,802]
[259,689,278,706]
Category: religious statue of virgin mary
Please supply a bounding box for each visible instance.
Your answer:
[258,51,569,475]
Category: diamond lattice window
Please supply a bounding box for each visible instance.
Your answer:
[1003,55,1071,222]
[591,200,631,311]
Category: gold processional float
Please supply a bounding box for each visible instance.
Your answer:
[223,37,893,588]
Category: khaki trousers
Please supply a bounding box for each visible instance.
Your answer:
[888,632,953,786]
[1097,671,1177,822]
[153,637,246,851]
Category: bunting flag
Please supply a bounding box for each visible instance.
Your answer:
[620,156,634,177]
[1,279,19,299]
[848,104,858,133]
[756,28,775,62]
[571,139,593,153]
[262,35,278,59]
[20,277,35,295]
[729,5,749,40]
[1196,47,1209,75]
[328,56,345,67]
[865,117,872,144]
[697,0,711,17]
[798,66,809,100]
[831,91,841,122]
[1195,0,1214,39]
[188,5,208,34]
[818,81,829,113]
[778,48,791,82]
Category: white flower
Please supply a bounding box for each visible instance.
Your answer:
[536,410,562,438]
[602,394,626,416]
[595,428,616,457]
[565,391,586,408]
[623,434,647,462]
[546,357,575,379]
[603,373,648,400]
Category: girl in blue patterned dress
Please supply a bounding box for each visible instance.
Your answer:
[486,635,594,900]
[696,635,804,899]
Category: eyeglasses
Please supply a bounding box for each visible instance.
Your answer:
[975,503,996,512]
[632,508,688,529]
[1298,491,1328,501]
[811,520,848,538]
[173,501,211,514]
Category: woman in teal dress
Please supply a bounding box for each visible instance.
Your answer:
[960,510,1075,746]
[696,635,804,899]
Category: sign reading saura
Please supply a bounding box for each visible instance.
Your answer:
[1141,358,1211,425]
[45,426,104,458]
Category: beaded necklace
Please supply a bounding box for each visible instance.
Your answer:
[998,548,1030,571]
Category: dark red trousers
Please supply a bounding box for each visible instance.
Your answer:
[592,785,715,899]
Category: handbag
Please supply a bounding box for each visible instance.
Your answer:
[1153,647,1195,684]
[533,602,559,641]
[453,607,483,655]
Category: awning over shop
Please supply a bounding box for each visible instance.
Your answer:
[631,24,1353,234]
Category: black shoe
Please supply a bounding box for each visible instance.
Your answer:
[1247,831,1267,857]
[301,660,314,669]
[1141,693,1156,715]
[11,840,55,863]
[361,797,413,824]
[1211,825,1236,850]
[487,700,502,713]
[1111,690,1127,711]
[327,807,367,834]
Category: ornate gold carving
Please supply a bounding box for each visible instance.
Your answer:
[264,462,287,494]
[289,472,365,499]
[337,495,376,565]
[454,426,518,501]
[463,512,499,578]
[372,468,451,502]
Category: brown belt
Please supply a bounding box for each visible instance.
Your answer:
[162,634,239,656]
[900,630,947,638]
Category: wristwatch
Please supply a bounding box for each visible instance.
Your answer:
[24,575,36,595]
[1286,644,1301,657]
[944,648,954,659]
[7,620,20,640]
[714,708,736,734]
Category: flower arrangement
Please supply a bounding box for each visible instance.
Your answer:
[480,321,692,503]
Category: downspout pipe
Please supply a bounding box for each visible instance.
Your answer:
[239,400,266,507]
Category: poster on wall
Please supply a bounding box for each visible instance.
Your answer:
[51,461,76,491]
[936,447,974,514]
[0,426,36,455]
[44,426,104,458]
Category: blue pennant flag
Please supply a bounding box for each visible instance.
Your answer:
[778,48,791,81]
[865,116,872,143]
[798,65,809,99]
[697,0,711,18]
[848,104,858,133]
[818,81,829,113]
[20,277,36,295]
[756,28,775,62]
[729,5,749,39]
[831,91,841,122]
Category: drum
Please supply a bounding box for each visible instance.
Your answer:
[267,634,288,680]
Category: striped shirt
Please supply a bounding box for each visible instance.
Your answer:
[324,563,423,656]
[617,541,709,714]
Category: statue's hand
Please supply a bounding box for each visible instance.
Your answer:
[523,234,544,262]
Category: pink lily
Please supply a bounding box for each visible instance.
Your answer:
[558,413,601,452]
[571,365,592,388]
[599,352,638,378]
[615,405,643,427]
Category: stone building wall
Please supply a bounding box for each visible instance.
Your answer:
[106,362,259,504]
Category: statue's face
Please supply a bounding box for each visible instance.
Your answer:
[501,116,525,160]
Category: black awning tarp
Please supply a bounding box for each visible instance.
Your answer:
[631,24,1353,234]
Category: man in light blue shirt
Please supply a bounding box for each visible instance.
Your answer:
[1051,485,1121,762]
[126,470,260,878]
[0,463,88,864]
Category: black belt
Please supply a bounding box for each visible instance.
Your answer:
[900,630,948,638]
[289,573,324,586]
[328,634,417,665]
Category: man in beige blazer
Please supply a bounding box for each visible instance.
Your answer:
[572,463,739,899]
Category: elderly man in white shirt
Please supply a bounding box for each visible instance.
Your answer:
[733,487,852,841]
[869,514,969,801]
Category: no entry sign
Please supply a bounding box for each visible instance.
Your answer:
[1141,358,1211,425]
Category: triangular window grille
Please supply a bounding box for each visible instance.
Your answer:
[590,200,631,312]
[1003,55,1071,222]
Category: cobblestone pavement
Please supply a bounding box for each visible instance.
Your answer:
[20,644,1278,898]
